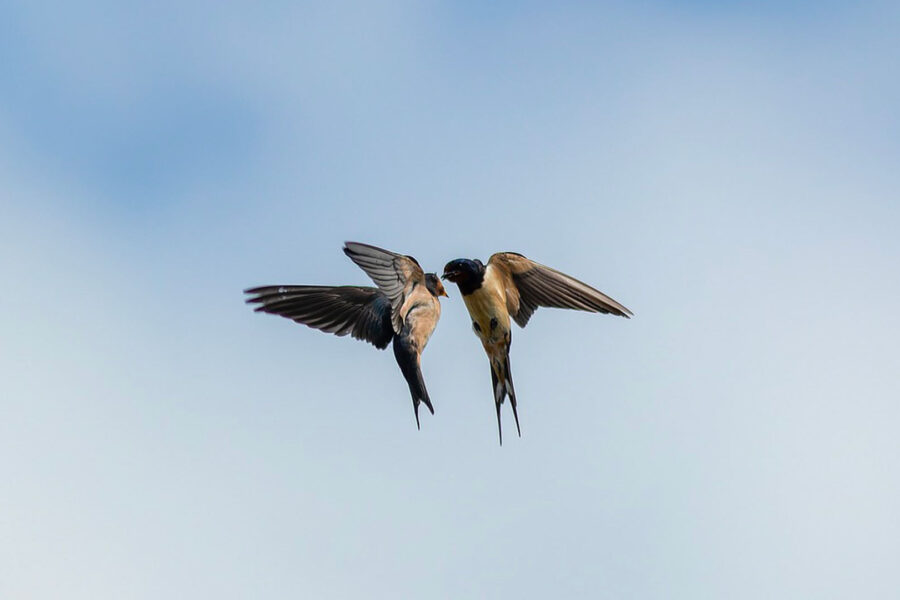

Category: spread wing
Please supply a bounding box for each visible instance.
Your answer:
[244,285,394,349]
[488,252,633,328]
[342,242,426,333]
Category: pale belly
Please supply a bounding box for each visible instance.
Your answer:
[403,297,440,351]
[463,285,510,346]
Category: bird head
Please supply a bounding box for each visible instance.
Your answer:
[425,273,449,297]
[441,258,484,283]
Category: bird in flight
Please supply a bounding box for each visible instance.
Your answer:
[442,252,632,444]
[245,242,448,429]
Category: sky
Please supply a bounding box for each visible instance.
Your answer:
[1,1,899,598]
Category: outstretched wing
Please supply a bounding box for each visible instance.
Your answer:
[244,285,394,349]
[342,242,426,333]
[488,252,633,328]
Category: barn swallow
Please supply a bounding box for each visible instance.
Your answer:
[245,242,447,429]
[442,253,632,444]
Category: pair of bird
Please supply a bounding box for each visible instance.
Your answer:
[245,242,632,444]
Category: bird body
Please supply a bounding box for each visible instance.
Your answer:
[443,253,631,443]
[389,278,442,421]
[461,264,510,342]
[340,242,447,428]
[397,282,443,353]
[245,242,446,429]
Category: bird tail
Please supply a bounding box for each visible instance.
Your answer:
[490,348,520,445]
[392,336,434,429]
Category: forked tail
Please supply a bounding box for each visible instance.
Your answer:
[490,349,520,445]
[393,336,434,429]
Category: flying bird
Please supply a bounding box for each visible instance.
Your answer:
[442,252,632,444]
[245,242,447,429]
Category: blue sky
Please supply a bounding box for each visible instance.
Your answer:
[2,2,899,598]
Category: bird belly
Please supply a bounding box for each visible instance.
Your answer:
[402,295,440,352]
[462,282,510,346]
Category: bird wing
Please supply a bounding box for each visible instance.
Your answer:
[343,242,426,333]
[244,285,394,349]
[488,252,633,328]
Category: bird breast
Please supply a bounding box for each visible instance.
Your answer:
[400,288,440,351]
[462,265,510,343]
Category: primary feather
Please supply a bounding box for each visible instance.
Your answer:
[343,242,426,333]
[488,253,633,327]
[244,285,394,349]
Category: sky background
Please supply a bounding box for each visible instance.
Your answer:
[2,1,899,598]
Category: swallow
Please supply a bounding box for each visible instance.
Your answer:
[245,242,448,429]
[442,252,632,444]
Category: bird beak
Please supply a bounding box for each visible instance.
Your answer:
[441,272,455,281]
[441,289,449,297]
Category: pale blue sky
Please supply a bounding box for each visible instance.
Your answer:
[2,2,899,598]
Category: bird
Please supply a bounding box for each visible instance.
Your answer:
[245,242,447,429]
[442,252,632,444]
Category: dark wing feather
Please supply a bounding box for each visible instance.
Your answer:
[342,242,425,333]
[244,285,394,349]
[489,253,633,328]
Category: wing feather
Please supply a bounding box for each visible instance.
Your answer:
[244,285,394,349]
[343,242,426,333]
[489,253,633,327]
